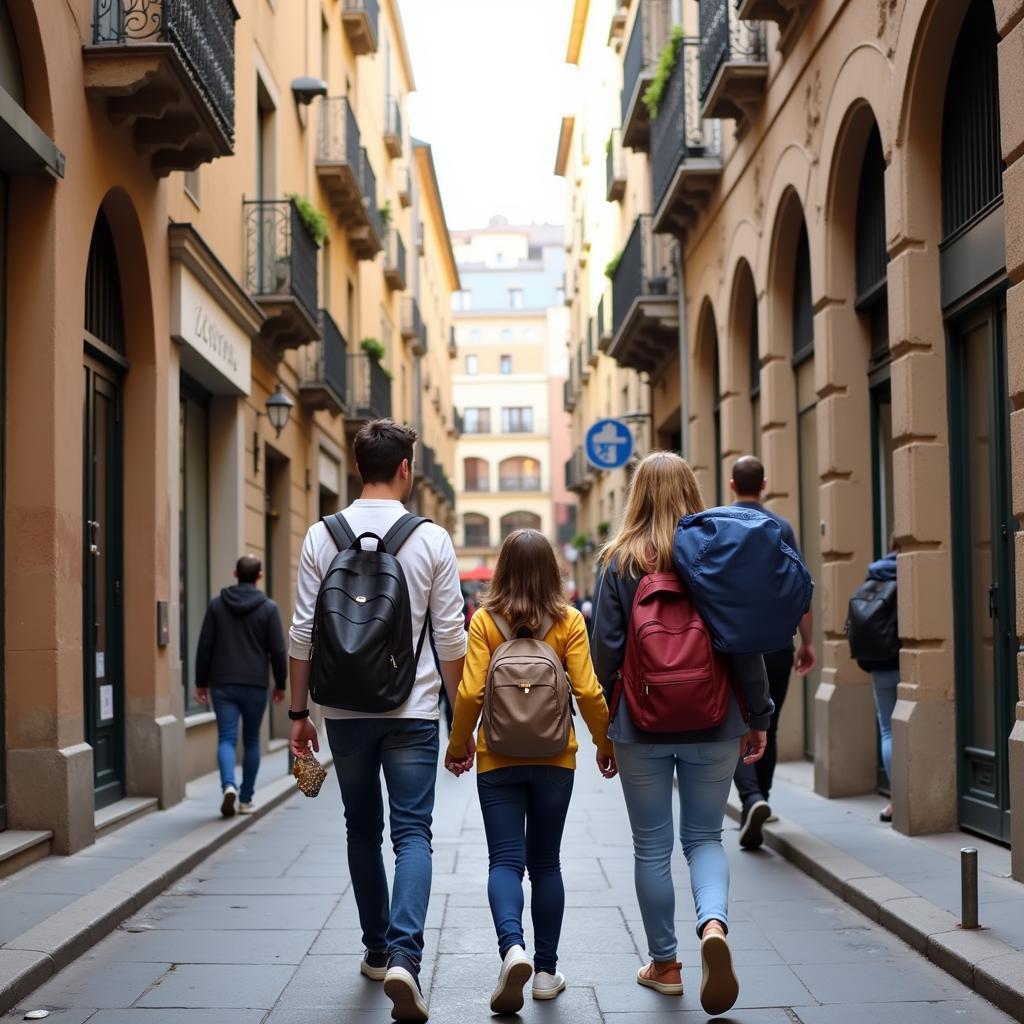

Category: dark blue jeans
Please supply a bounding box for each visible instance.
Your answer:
[477,765,575,973]
[212,684,268,803]
[326,718,439,966]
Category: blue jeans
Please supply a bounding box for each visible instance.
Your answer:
[325,718,439,966]
[212,685,268,803]
[872,669,899,785]
[477,765,574,973]
[615,740,736,960]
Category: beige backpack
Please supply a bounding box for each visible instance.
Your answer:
[482,612,572,758]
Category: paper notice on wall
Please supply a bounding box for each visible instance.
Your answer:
[100,684,114,721]
[96,651,105,679]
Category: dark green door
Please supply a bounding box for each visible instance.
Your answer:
[84,357,125,809]
[951,297,1016,843]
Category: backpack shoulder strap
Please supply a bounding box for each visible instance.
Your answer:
[489,611,513,641]
[322,512,357,551]
[382,513,432,555]
[538,614,554,639]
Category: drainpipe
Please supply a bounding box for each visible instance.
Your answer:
[675,243,689,457]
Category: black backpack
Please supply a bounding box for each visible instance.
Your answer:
[845,578,898,664]
[309,512,432,712]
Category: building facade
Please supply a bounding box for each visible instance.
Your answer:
[451,221,574,574]
[562,0,1024,876]
[0,0,458,864]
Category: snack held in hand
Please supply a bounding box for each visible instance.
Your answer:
[292,753,328,797]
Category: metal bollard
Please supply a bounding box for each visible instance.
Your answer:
[961,847,979,929]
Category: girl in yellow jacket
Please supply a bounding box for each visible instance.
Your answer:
[445,528,615,1014]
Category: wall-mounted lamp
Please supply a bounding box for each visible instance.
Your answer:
[291,76,328,106]
[254,384,295,475]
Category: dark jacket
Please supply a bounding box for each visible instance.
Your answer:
[591,563,773,745]
[857,552,899,673]
[195,583,287,690]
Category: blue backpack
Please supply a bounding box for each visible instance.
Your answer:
[672,506,813,655]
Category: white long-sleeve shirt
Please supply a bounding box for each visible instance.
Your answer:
[289,499,468,720]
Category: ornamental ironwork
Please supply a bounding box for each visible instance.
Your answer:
[318,96,361,165]
[93,0,238,144]
[244,199,318,321]
[622,0,672,125]
[698,0,766,102]
[611,215,677,336]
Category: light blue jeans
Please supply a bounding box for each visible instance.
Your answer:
[615,740,736,961]
[872,669,899,785]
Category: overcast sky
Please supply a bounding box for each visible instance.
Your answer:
[401,0,571,231]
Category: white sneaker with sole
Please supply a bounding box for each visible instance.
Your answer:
[238,801,256,815]
[490,945,533,1014]
[220,785,237,818]
[383,965,428,1022]
[532,970,566,1000]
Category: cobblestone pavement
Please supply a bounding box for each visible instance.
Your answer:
[5,734,1015,1024]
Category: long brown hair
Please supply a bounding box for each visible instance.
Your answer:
[599,451,705,578]
[480,529,569,635]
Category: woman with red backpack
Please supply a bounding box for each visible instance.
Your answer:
[444,529,615,1014]
[591,452,773,1016]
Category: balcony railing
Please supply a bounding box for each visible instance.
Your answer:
[565,447,593,493]
[384,230,407,290]
[86,0,238,172]
[384,95,403,157]
[621,0,672,150]
[398,165,412,207]
[448,325,458,359]
[361,148,383,250]
[606,128,627,202]
[342,0,379,55]
[299,310,348,415]
[598,294,610,346]
[402,297,423,343]
[651,38,722,235]
[453,406,464,436]
[346,352,391,421]
[244,198,320,347]
[699,0,768,122]
[564,378,576,413]
[608,214,680,372]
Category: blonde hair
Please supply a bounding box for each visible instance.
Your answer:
[599,451,705,578]
[480,529,569,635]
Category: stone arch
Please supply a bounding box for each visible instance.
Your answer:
[3,0,55,134]
[725,257,759,459]
[690,298,721,505]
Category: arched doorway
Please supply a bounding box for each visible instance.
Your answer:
[500,511,541,541]
[83,209,128,809]
[729,260,759,459]
[693,301,722,505]
[940,0,1013,842]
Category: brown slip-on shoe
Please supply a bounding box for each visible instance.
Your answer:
[636,960,683,996]
[700,931,739,1015]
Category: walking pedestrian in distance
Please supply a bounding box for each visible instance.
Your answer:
[729,455,816,850]
[194,555,287,818]
[445,529,615,1013]
[591,452,772,1016]
[287,420,467,1024]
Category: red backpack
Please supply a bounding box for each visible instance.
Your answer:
[616,573,733,732]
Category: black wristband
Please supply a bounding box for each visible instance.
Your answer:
[287,708,310,721]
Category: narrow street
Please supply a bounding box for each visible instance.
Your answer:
[6,734,1011,1024]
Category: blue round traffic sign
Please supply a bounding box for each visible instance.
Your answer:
[585,418,634,471]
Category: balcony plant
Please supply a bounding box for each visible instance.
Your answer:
[604,252,622,279]
[379,200,393,232]
[642,24,684,120]
[571,532,591,553]
[360,336,387,361]
[286,192,329,246]
[597,520,611,539]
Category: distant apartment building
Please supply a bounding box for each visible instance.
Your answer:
[452,220,575,575]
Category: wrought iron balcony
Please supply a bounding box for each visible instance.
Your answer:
[580,324,593,382]
[607,214,679,374]
[357,149,384,259]
[342,0,379,55]
[397,165,413,207]
[651,38,722,237]
[565,447,593,494]
[597,295,610,356]
[621,0,672,151]
[417,444,436,485]
[317,98,364,225]
[384,230,407,290]
[84,0,238,175]
[606,129,626,202]
[448,325,458,359]
[452,406,464,436]
[699,0,768,124]
[244,198,320,349]
[736,0,811,41]
[384,96,403,158]
[401,297,423,343]
[346,352,392,425]
[299,310,348,416]
[564,377,576,413]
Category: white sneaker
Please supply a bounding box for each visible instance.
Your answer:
[532,970,566,1000]
[220,785,238,818]
[490,945,532,1014]
[238,801,256,815]
[383,965,429,1022]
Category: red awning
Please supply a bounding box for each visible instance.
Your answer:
[460,565,493,582]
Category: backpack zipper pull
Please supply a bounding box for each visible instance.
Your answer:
[390,654,398,669]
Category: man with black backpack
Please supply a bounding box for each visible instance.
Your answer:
[287,420,467,1023]
[729,456,816,850]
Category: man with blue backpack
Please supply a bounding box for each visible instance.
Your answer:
[727,456,816,850]
[287,420,467,1023]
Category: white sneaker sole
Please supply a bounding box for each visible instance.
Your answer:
[700,933,739,1015]
[384,967,428,1022]
[220,790,237,818]
[360,960,388,982]
[532,979,566,1000]
[636,967,684,996]
[490,958,533,1014]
